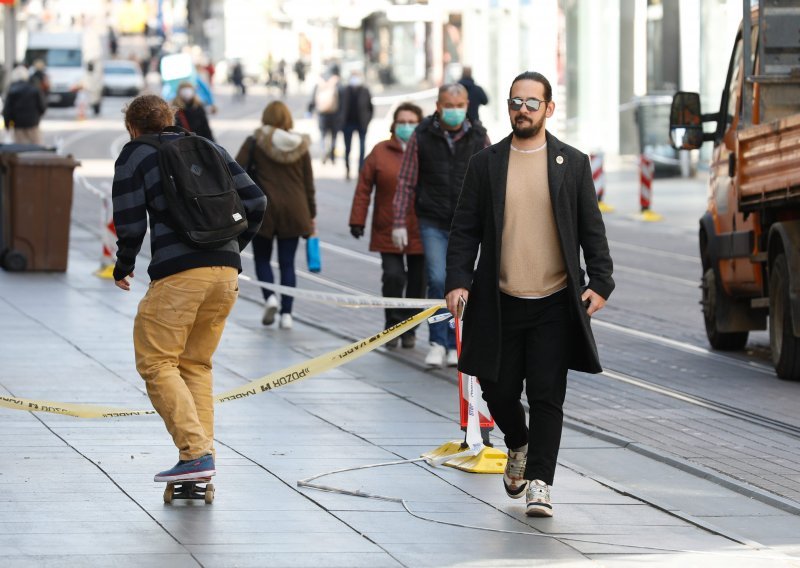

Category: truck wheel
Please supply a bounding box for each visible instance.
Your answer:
[702,268,749,350]
[769,254,800,381]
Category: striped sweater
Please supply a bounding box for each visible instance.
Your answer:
[112,134,267,281]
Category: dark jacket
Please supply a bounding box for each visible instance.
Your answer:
[343,84,373,130]
[349,138,423,254]
[235,126,316,239]
[458,77,488,123]
[415,115,487,230]
[446,131,615,381]
[175,104,214,141]
[112,133,266,282]
[3,81,46,129]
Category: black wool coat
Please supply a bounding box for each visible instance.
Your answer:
[445,131,615,382]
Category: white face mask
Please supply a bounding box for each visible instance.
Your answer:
[179,88,195,101]
[349,75,363,87]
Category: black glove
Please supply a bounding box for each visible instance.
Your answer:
[350,225,365,239]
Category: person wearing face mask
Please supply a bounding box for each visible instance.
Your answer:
[341,70,374,180]
[172,81,215,141]
[348,102,425,349]
[391,84,490,368]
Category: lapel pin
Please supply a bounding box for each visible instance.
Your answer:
[556,156,564,165]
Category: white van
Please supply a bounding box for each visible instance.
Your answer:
[24,32,104,107]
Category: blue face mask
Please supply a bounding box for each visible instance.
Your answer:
[395,123,417,142]
[440,108,467,128]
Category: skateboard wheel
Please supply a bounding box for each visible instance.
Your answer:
[204,483,215,504]
[163,484,174,504]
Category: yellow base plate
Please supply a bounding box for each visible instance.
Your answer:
[94,264,115,279]
[421,441,507,474]
[598,201,615,213]
[636,209,663,222]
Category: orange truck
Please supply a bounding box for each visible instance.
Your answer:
[669,0,800,380]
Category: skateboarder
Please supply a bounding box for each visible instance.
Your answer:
[112,95,266,484]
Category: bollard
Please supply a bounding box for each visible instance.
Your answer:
[590,152,614,213]
[95,195,117,279]
[638,153,662,222]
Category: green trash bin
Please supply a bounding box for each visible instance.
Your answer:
[0,151,80,271]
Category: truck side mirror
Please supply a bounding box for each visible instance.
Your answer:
[669,91,704,150]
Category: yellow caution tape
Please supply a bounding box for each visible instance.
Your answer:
[0,306,441,419]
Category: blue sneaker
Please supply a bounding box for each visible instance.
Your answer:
[154,454,215,482]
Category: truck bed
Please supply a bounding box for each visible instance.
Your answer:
[738,112,800,210]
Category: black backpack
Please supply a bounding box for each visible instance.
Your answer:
[135,127,247,249]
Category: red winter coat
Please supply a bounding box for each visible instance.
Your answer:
[349,137,423,254]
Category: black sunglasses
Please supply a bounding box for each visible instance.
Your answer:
[507,97,546,111]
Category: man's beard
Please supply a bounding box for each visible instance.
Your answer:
[512,114,545,139]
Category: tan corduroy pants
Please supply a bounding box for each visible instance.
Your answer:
[134,267,239,460]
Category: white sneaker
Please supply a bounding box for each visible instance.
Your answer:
[279,313,293,329]
[446,349,458,367]
[262,295,279,325]
[525,479,553,517]
[503,444,528,499]
[424,344,446,368]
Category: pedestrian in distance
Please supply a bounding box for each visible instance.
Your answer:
[341,69,373,180]
[349,102,425,350]
[173,81,215,141]
[29,58,50,96]
[231,60,246,98]
[235,100,316,330]
[293,59,306,85]
[445,71,614,518]
[308,64,343,165]
[392,83,490,368]
[2,66,46,145]
[112,94,267,484]
[458,66,489,123]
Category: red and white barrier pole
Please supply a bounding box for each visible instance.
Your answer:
[638,153,662,221]
[96,195,117,279]
[590,151,613,213]
[454,303,494,445]
[419,304,506,473]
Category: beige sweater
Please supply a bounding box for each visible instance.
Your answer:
[499,144,567,297]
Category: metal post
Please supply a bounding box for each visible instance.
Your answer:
[741,0,753,125]
[3,3,18,94]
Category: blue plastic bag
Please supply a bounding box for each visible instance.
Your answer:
[306,236,321,273]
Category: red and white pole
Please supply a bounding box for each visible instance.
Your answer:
[96,196,117,278]
[639,153,654,211]
[638,153,662,221]
[591,152,605,202]
[591,151,613,212]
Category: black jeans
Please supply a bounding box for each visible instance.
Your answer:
[479,290,573,485]
[380,253,425,336]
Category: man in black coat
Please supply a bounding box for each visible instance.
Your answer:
[445,71,614,518]
[458,66,488,123]
[341,70,373,179]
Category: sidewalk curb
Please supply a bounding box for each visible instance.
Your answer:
[564,417,800,517]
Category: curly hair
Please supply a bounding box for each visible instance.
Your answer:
[124,94,175,134]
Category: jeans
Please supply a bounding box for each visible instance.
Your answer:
[342,123,367,172]
[251,234,299,314]
[419,222,456,349]
[479,290,572,485]
[381,253,426,335]
[133,267,239,460]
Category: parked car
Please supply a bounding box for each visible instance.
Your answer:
[102,60,144,96]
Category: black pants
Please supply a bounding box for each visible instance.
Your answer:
[380,253,425,335]
[480,290,572,485]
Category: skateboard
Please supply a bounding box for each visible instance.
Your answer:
[163,477,215,504]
